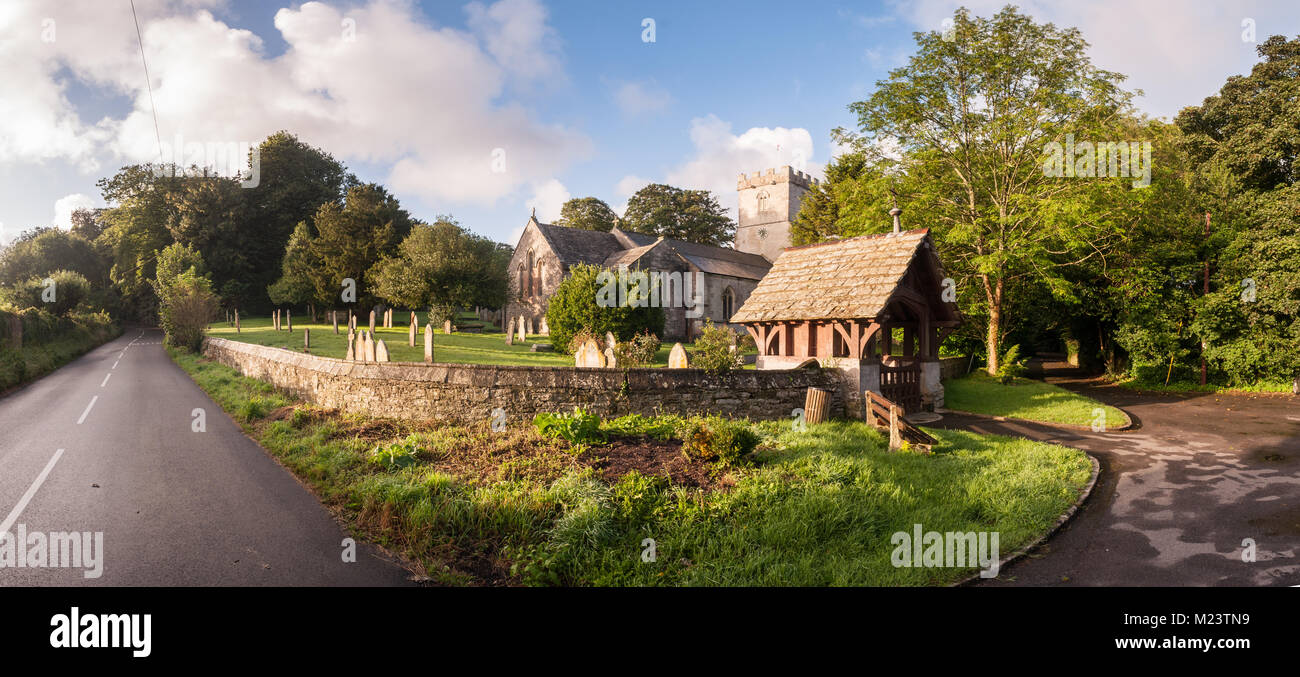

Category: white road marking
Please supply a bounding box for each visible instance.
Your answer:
[101,373,112,388]
[112,360,119,370]
[77,396,98,425]
[0,448,65,537]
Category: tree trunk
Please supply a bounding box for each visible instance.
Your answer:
[984,276,1004,376]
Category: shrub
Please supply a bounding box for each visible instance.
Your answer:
[615,330,661,368]
[534,408,607,445]
[680,417,761,467]
[1,270,90,317]
[545,263,665,355]
[996,344,1028,384]
[602,413,677,441]
[689,320,745,373]
[369,435,423,470]
[565,328,604,355]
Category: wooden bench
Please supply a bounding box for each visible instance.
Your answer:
[866,390,937,452]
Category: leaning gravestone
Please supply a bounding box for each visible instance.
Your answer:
[605,332,617,350]
[375,339,390,363]
[668,343,689,368]
[424,324,434,363]
[575,340,606,368]
[603,347,617,368]
[505,318,515,345]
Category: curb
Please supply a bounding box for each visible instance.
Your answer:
[939,407,1134,432]
[951,451,1101,587]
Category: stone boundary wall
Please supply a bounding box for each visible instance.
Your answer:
[202,337,844,424]
[939,355,971,381]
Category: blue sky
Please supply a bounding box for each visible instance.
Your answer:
[1,0,1295,247]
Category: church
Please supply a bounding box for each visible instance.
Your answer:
[505,166,817,341]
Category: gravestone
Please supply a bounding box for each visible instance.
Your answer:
[575,340,606,368]
[356,332,367,362]
[424,324,433,363]
[516,317,526,343]
[234,310,240,333]
[345,340,355,361]
[505,318,514,345]
[408,319,416,347]
[526,318,534,335]
[444,319,453,335]
[286,310,292,332]
[375,339,389,363]
[369,310,376,335]
[603,347,617,368]
[332,312,339,334]
[272,310,278,331]
[347,329,355,357]
[605,332,617,350]
[539,316,548,335]
[364,332,376,362]
[668,343,689,368]
[303,328,310,350]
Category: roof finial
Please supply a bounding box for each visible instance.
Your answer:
[531,206,536,219]
[888,188,902,235]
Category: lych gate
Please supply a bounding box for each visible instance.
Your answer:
[730,225,962,418]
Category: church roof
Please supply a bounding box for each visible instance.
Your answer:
[730,228,943,323]
[528,219,771,281]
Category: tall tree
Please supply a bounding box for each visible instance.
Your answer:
[0,227,105,287]
[243,131,346,311]
[369,217,510,313]
[96,164,184,322]
[622,184,734,246]
[1180,35,1300,387]
[164,176,255,310]
[267,221,322,317]
[305,183,414,312]
[844,6,1138,374]
[554,197,618,231]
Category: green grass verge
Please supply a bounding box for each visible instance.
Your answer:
[0,318,122,392]
[944,372,1127,427]
[170,348,1093,586]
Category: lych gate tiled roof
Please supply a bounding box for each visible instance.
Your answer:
[729,228,932,323]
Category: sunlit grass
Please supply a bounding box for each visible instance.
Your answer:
[171,347,1093,586]
[944,372,1127,426]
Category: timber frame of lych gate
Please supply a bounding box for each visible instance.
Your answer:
[732,227,962,416]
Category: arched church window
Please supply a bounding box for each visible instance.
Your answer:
[722,286,736,320]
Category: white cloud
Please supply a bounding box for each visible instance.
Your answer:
[612,80,672,117]
[888,0,1298,119]
[52,193,96,229]
[0,0,589,209]
[525,178,569,222]
[660,115,822,218]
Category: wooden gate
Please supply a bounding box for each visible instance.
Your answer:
[879,359,922,414]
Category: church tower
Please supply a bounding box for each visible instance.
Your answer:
[735,166,817,262]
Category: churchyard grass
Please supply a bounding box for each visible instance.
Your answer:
[205,314,755,368]
[171,347,1093,586]
[945,372,1128,427]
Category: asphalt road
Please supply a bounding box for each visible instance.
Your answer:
[0,328,413,586]
[937,362,1300,586]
